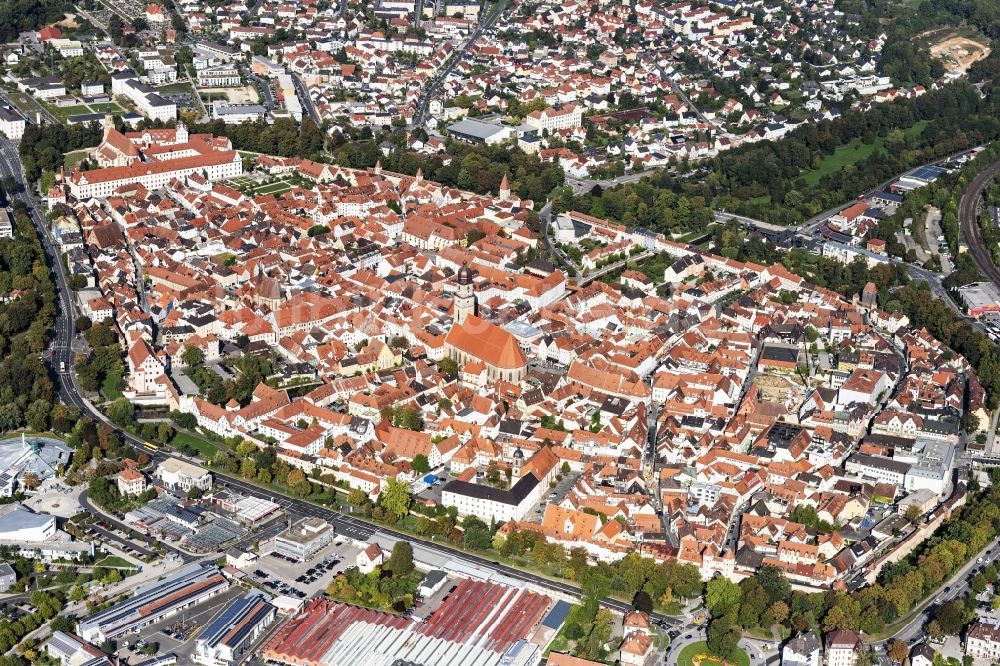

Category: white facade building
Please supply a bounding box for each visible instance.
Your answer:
[155,459,213,493]
[0,107,25,142]
[440,473,540,523]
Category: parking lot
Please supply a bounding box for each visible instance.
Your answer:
[253,537,361,599]
[527,471,579,522]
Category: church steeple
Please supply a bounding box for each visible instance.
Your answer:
[454,262,476,324]
[499,172,510,200]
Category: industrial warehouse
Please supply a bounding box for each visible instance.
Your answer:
[262,578,552,666]
[194,590,276,666]
[78,563,230,643]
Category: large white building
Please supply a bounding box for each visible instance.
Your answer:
[440,472,540,523]
[0,505,56,541]
[198,66,241,87]
[967,621,1000,662]
[525,104,582,132]
[48,39,84,57]
[272,517,334,562]
[0,503,93,560]
[824,630,862,666]
[67,148,242,199]
[782,631,822,666]
[211,102,266,124]
[111,72,177,122]
[0,107,25,142]
[155,458,213,493]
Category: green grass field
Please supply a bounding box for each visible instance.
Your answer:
[254,181,293,195]
[95,555,135,568]
[88,102,126,114]
[677,642,750,666]
[170,431,220,458]
[801,121,929,186]
[156,82,195,95]
[64,150,90,170]
[47,104,93,121]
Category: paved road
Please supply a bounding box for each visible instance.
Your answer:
[290,73,321,126]
[248,72,275,110]
[872,539,1000,647]
[412,0,508,127]
[0,138,76,384]
[958,159,1000,287]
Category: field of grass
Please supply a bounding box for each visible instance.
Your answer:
[64,149,90,170]
[254,180,294,195]
[677,642,750,666]
[46,103,93,121]
[156,82,195,95]
[95,555,135,568]
[228,175,257,189]
[800,121,930,186]
[88,102,125,113]
[170,431,219,458]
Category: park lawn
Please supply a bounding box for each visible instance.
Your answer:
[88,102,125,113]
[903,119,930,140]
[254,181,293,195]
[677,642,750,666]
[47,104,93,121]
[95,555,135,568]
[801,139,882,187]
[64,150,90,170]
[801,121,930,187]
[169,431,219,458]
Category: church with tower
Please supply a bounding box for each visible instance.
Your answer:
[443,262,528,383]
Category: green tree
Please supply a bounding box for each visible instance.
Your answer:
[412,454,430,475]
[106,398,134,427]
[706,614,740,661]
[286,469,310,497]
[384,541,414,576]
[181,345,204,367]
[438,357,459,376]
[380,478,411,519]
[706,576,742,615]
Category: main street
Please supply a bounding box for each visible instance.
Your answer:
[290,73,322,126]
[412,0,509,128]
